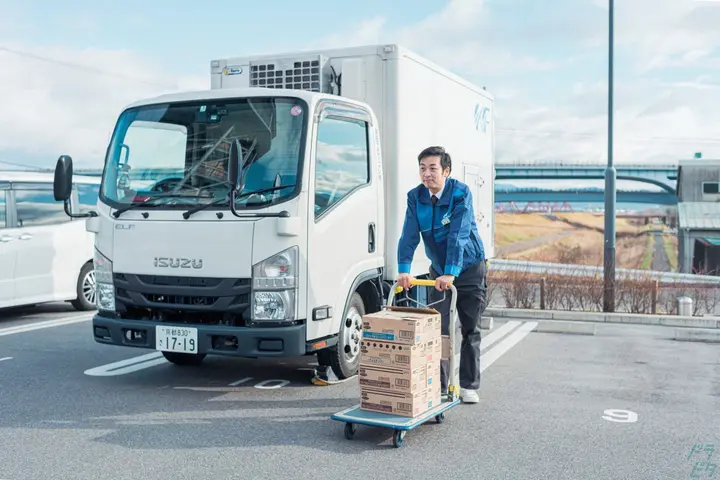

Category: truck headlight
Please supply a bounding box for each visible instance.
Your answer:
[251,246,298,321]
[94,248,115,312]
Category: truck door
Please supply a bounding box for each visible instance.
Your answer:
[306,103,382,360]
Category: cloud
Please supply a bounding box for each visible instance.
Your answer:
[0,43,206,168]
[585,0,720,72]
[321,0,720,168]
[2,0,720,176]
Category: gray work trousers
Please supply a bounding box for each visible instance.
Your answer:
[429,260,487,391]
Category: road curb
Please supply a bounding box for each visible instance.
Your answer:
[485,307,720,329]
[672,328,720,343]
[534,320,597,336]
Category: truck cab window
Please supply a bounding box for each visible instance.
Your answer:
[314,116,370,218]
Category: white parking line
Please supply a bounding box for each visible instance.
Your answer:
[0,314,93,337]
[480,321,538,373]
[480,320,521,350]
[0,357,12,362]
[84,352,167,376]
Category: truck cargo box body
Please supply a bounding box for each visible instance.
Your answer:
[210,44,495,279]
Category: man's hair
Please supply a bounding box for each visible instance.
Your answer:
[418,146,452,172]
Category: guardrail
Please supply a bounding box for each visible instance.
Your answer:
[489,259,720,284]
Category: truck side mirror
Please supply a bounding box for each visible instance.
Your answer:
[53,154,97,219]
[53,155,74,202]
[228,140,240,190]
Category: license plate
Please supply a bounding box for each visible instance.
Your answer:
[155,325,198,354]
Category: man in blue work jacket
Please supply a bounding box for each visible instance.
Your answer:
[396,146,487,404]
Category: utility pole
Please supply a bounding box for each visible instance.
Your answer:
[603,0,617,312]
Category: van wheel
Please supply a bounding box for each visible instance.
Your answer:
[162,351,206,366]
[319,292,365,380]
[71,263,96,311]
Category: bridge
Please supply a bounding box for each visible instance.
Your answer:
[494,187,677,205]
[494,163,679,193]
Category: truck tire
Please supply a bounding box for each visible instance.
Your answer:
[70,262,96,311]
[319,292,365,380]
[162,351,206,366]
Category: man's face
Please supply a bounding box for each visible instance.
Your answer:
[419,155,449,192]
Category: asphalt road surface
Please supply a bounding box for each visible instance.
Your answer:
[1,304,718,480]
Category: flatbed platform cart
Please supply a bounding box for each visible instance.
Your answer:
[331,279,460,448]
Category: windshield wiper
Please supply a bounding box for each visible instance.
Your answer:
[182,184,296,219]
[112,194,196,218]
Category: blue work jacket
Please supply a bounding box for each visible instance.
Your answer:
[397,178,485,277]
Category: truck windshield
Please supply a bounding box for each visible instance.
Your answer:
[99,96,307,209]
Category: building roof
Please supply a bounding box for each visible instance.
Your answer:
[678,201,720,230]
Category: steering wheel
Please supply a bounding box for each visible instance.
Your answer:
[149,177,185,193]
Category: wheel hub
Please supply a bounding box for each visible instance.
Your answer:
[342,308,363,363]
[82,270,96,305]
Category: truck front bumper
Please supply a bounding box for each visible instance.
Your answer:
[92,313,308,357]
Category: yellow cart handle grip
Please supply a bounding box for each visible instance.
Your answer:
[394,277,454,293]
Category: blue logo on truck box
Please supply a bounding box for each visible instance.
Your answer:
[222,66,243,76]
[474,104,490,133]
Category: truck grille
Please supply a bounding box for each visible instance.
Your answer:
[113,273,251,326]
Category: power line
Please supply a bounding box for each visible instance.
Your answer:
[0,45,175,89]
[0,160,44,170]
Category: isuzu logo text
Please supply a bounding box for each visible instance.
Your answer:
[153,257,203,269]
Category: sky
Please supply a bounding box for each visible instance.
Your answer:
[1,0,719,189]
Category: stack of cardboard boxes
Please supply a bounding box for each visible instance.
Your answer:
[358,306,443,418]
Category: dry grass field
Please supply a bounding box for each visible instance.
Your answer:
[494,212,654,269]
[495,213,573,247]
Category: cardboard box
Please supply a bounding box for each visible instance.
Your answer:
[360,338,438,369]
[360,387,442,418]
[425,337,442,362]
[361,307,441,345]
[358,364,429,393]
[427,383,442,409]
[442,335,451,359]
[426,358,441,388]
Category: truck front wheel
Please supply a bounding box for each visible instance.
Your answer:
[318,292,365,380]
[162,351,206,366]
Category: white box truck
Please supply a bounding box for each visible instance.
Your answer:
[51,44,495,381]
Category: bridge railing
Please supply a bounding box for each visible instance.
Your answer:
[489,259,720,284]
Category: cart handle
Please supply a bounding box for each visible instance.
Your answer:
[393,278,453,294]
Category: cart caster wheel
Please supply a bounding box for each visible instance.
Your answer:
[344,423,356,440]
[435,412,445,424]
[392,430,406,448]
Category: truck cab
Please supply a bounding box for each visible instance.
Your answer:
[51,44,495,381]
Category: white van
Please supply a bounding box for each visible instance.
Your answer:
[0,170,99,311]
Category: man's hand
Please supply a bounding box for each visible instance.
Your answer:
[397,273,414,291]
[435,275,455,291]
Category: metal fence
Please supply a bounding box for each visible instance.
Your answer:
[488,259,720,285]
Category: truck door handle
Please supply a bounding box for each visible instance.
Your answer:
[18,233,32,240]
[368,222,376,253]
[0,235,12,243]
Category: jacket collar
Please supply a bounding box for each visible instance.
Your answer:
[419,178,452,206]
